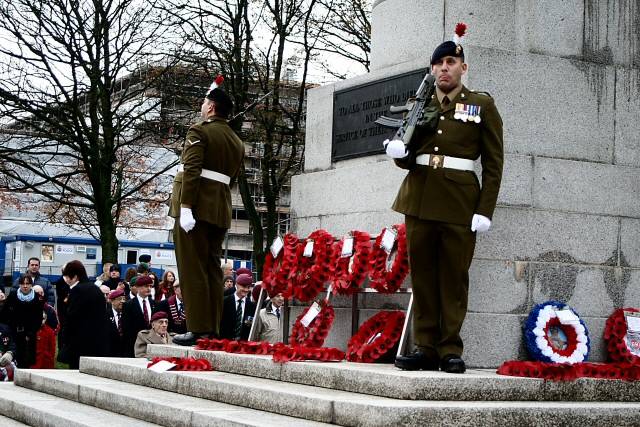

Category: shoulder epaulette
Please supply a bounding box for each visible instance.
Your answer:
[469,90,492,98]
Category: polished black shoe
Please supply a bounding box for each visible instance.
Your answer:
[394,350,439,371]
[172,331,211,346]
[440,354,466,374]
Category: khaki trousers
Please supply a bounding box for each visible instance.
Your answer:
[405,215,476,359]
[173,219,226,335]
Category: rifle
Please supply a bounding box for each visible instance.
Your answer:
[375,73,437,147]
[228,91,273,129]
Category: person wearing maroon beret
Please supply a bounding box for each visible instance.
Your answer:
[134,311,174,358]
[121,275,155,357]
[219,273,255,341]
[106,288,127,357]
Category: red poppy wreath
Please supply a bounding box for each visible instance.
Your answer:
[368,224,409,293]
[289,229,334,302]
[289,301,335,348]
[262,233,299,298]
[331,231,372,296]
[604,307,640,365]
[346,310,405,363]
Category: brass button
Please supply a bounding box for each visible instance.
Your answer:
[440,116,445,120]
[434,147,439,152]
[437,129,443,134]
[461,93,466,98]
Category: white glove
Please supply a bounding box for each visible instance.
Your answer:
[180,207,196,233]
[471,214,491,233]
[383,139,408,159]
[0,352,13,367]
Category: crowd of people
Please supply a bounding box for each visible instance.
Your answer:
[0,257,284,377]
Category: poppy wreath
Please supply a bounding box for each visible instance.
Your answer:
[195,338,286,355]
[497,360,640,382]
[272,345,345,363]
[147,357,213,371]
[368,224,409,293]
[289,229,334,302]
[289,301,335,348]
[524,301,590,364]
[346,310,405,363]
[330,231,372,296]
[604,308,640,365]
[262,233,299,298]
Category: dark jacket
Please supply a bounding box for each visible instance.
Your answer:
[0,291,42,368]
[155,295,187,335]
[106,307,126,357]
[392,86,503,225]
[0,323,16,356]
[57,281,110,369]
[220,294,255,341]
[121,296,156,357]
[54,276,70,350]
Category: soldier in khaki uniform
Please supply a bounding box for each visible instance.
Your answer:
[170,84,245,346]
[392,35,503,373]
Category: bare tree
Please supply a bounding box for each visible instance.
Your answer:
[0,0,183,262]
[314,0,371,79]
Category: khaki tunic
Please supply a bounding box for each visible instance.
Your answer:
[392,86,503,225]
[134,329,174,358]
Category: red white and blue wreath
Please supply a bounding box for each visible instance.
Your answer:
[524,301,590,364]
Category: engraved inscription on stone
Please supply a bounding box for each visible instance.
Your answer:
[332,69,427,161]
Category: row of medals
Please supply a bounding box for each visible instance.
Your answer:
[453,103,481,123]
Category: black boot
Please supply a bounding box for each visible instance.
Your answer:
[172,331,211,346]
[440,354,466,374]
[394,349,439,371]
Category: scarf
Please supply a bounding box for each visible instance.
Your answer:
[17,289,35,302]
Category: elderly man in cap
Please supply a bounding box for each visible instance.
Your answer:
[390,24,503,374]
[106,289,127,356]
[121,275,155,357]
[170,77,245,346]
[220,273,255,341]
[134,311,174,358]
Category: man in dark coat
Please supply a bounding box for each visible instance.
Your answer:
[155,281,187,335]
[121,275,155,357]
[219,273,255,341]
[169,82,245,346]
[57,261,110,369]
[391,33,503,374]
[106,289,127,357]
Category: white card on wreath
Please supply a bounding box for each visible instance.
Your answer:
[381,228,397,253]
[300,302,321,327]
[341,236,354,258]
[148,360,176,373]
[270,236,284,258]
[625,312,640,332]
[303,240,314,257]
[556,309,580,325]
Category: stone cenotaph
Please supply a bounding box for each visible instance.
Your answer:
[290,0,640,367]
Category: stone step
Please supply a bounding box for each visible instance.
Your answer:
[0,382,159,427]
[146,344,640,402]
[78,356,640,426]
[0,413,30,426]
[14,369,329,427]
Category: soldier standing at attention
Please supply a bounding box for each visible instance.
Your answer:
[391,24,503,373]
[170,76,245,346]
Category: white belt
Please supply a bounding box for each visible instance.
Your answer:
[415,154,474,171]
[177,165,231,185]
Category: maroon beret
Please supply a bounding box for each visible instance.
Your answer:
[108,289,125,300]
[150,311,168,323]
[251,283,262,302]
[236,273,253,286]
[236,267,251,276]
[135,275,153,287]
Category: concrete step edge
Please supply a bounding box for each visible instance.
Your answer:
[14,369,331,427]
[145,344,640,402]
[77,357,640,427]
[0,382,158,427]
